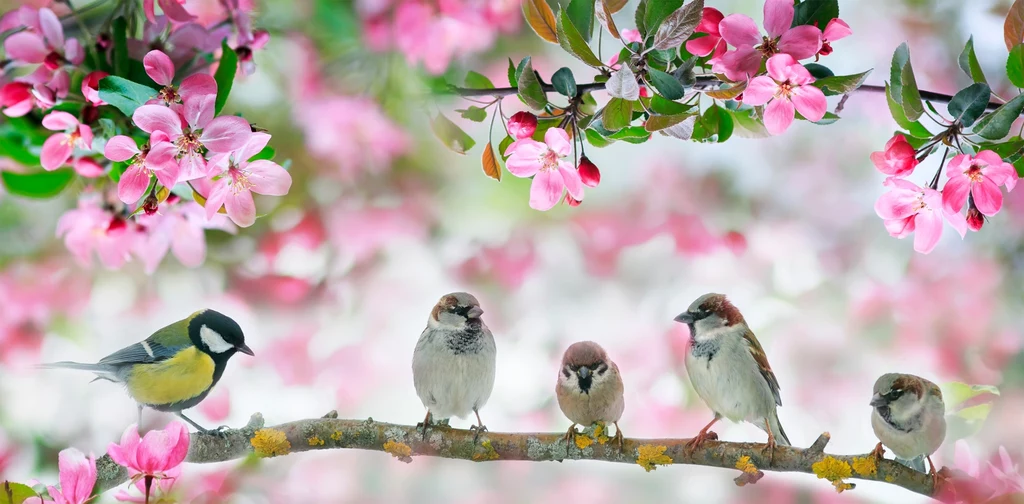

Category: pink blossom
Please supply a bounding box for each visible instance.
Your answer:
[620,28,642,44]
[817,18,851,57]
[30,67,71,111]
[56,196,143,269]
[197,388,231,423]
[2,8,83,69]
[875,178,967,254]
[143,0,196,23]
[942,151,1019,216]
[742,54,826,135]
[133,199,234,274]
[105,133,180,204]
[46,448,97,504]
[201,132,292,227]
[143,49,216,106]
[221,0,270,75]
[686,8,726,58]
[456,235,537,290]
[107,422,189,478]
[508,111,537,140]
[713,0,822,81]
[505,128,584,211]
[115,466,180,503]
[388,0,498,74]
[132,94,252,181]
[293,96,408,178]
[72,157,104,177]
[870,134,918,177]
[0,82,36,117]
[128,16,219,64]
[40,111,93,171]
[81,70,108,105]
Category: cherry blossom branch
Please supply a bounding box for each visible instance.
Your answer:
[91,412,944,499]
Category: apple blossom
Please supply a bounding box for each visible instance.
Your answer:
[2,8,83,69]
[942,151,1019,216]
[742,54,827,135]
[870,134,918,178]
[875,178,967,254]
[40,111,93,171]
[107,422,189,478]
[56,196,143,269]
[578,156,600,188]
[104,133,180,204]
[686,8,727,58]
[505,128,584,211]
[45,448,97,504]
[713,0,822,81]
[201,132,292,227]
[817,18,852,58]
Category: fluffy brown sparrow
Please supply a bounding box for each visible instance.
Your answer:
[555,341,625,452]
[870,373,947,485]
[674,293,790,461]
[412,292,496,441]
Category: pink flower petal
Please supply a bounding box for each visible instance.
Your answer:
[38,8,64,49]
[718,14,761,47]
[204,179,229,220]
[544,127,571,156]
[762,98,795,135]
[107,425,141,469]
[742,76,777,105]
[104,135,140,161]
[41,133,72,170]
[913,208,943,253]
[876,187,920,220]
[941,174,971,213]
[766,53,808,84]
[200,115,252,153]
[791,85,827,122]
[64,38,84,65]
[42,111,79,130]
[143,50,175,86]
[943,205,968,238]
[158,0,198,22]
[172,216,206,267]
[177,151,208,182]
[118,166,152,204]
[246,160,292,196]
[183,93,215,131]
[505,140,546,176]
[717,46,762,81]
[3,32,47,63]
[57,448,96,503]
[686,35,722,57]
[224,185,257,227]
[762,0,795,39]
[696,7,724,36]
[236,132,271,162]
[778,25,822,60]
[78,125,94,150]
[132,105,183,137]
[557,162,583,200]
[529,169,565,211]
[972,177,1004,216]
[178,74,217,102]
[823,18,852,41]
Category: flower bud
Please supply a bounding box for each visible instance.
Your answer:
[564,194,582,207]
[143,193,160,215]
[967,202,985,232]
[578,156,601,188]
[508,111,538,140]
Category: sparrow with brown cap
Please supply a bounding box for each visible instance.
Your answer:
[555,341,625,452]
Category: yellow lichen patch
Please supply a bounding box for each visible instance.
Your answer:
[330,430,343,441]
[636,444,673,472]
[472,440,500,461]
[251,428,291,458]
[383,440,413,463]
[575,433,594,450]
[812,456,854,493]
[884,474,895,483]
[593,423,611,445]
[735,455,759,474]
[852,456,877,477]
[308,435,325,446]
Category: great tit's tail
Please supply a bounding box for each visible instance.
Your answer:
[38,362,119,382]
[895,455,927,472]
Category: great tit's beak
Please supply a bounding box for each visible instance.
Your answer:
[674,312,694,324]
[237,343,255,356]
[870,393,886,408]
[577,366,591,380]
[467,306,484,319]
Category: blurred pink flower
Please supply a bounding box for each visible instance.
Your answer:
[572,212,659,276]
[875,178,966,254]
[46,448,97,504]
[0,81,36,117]
[72,157,104,178]
[197,389,231,423]
[128,16,219,64]
[456,235,537,290]
[134,198,234,274]
[293,96,408,178]
[56,195,143,269]
[104,132,180,204]
[81,70,108,105]
[620,28,642,44]
[264,325,319,385]
[2,8,83,69]
[108,422,189,478]
[326,203,429,264]
[40,111,93,171]
[202,132,292,227]
[221,0,270,75]
[817,18,852,57]
[713,0,821,81]
[942,151,1018,216]
[742,54,826,135]
[870,134,918,178]
[686,8,726,58]
[384,0,499,74]
[505,128,584,211]
[143,0,196,23]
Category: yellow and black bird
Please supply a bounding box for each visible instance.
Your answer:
[41,309,254,433]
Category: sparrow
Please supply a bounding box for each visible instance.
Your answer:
[412,292,496,441]
[870,373,947,485]
[673,293,790,461]
[555,341,625,452]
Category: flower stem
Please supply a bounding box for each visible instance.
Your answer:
[929,147,950,190]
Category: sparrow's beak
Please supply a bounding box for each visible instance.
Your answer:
[577,366,591,380]
[869,393,886,408]
[674,312,694,324]
[467,306,484,319]
[237,343,255,356]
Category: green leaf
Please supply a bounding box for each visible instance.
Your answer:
[465,71,495,89]
[884,83,932,137]
[646,68,685,100]
[645,112,694,131]
[811,69,872,96]
[457,106,489,122]
[649,95,692,115]
[2,481,38,504]
[98,76,159,116]
[214,40,237,114]
[974,93,1024,140]
[507,58,517,87]
[609,125,650,143]
[0,130,40,167]
[602,97,634,131]
[791,0,839,28]
[644,0,684,36]
[958,36,988,84]
[889,43,910,102]
[726,107,770,138]
[1,169,75,199]
[894,43,924,121]
[694,104,732,142]
[498,135,515,159]
[430,113,476,154]
[250,145,276,161]
[516,57,548,110]
[1008,44,1024,88]
[109,161,127,182]
[551,67,577,97]
[943,382,1000,410]
[557,9,604,67]
[585,127,614,147]
[635,0,648,38]
[652,0,703,51]
[803,63,834,79]
[947,83,992,127]
[566,0,595,42]
[112,17,129,77]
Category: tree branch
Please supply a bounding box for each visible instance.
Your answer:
[91,412,940,499]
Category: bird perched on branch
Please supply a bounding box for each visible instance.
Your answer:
[40,309,253,434]
[674,293,790,461]
[412,292,496,441]
[870,373,947,485]
[556,341,625,453]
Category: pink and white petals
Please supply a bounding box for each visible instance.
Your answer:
[46,448,97,504]
[942,151,1019,216]
[107,422,190,477]
[40,111,93,170]
[875,179,967,254]
[143,49,176,86]
[743,54,827,135]
[505,128,583,211]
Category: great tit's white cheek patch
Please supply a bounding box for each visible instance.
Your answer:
[200,325,233,353]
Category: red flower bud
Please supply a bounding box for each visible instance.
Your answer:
[577,156,600,188]
[508,111,538,140]
[967,202,985,232]
[564,194,582,207]
[143,193,160,215]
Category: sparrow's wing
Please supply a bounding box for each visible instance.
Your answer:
[742,328,783,407]
[98,317,193,366]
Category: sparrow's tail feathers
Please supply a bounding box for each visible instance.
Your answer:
[766,411,791,446]
[38,361,119,382]
[895,455,927,473]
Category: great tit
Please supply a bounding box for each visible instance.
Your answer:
[41,309,253,433]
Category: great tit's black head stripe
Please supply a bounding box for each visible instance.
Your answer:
[200,325,233,353]
[189,309,247,356]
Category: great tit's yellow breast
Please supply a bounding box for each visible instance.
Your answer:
[126,347,215,406]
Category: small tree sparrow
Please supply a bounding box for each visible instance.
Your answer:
[673,293,790,461]
[870,373,946,485]
[412,292,496,441]
[555,341,626,452]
